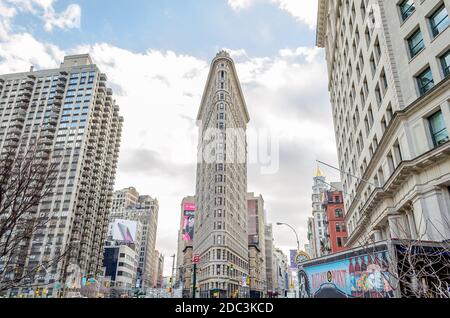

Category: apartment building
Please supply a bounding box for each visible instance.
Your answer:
[193,51,250,298]
[247,193,267,298]
[109,187,159,290]
[0,54,123,297]
[317,0,450,246]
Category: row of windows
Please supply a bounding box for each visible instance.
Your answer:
[338,2,450,209]
[349,109,449,234]
[414,48,449,96]
[199,248,248,271]
[400,0,449,42]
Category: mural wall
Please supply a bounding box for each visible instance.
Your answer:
[298,250,396,298]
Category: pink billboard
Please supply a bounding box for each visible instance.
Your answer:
[183,202,196,211]
[182,202,195,241]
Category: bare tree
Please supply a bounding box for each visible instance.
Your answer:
[315,163,450,298]
[355,212,450,298]
[0,137,68,294]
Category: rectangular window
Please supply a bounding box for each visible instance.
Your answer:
[380,71,388,93]
[416,68,434,95]
[370,54,376,75]
[399,0,415,21]
[375,84,382,105]
[430,5,449,37]
[441,49,450,77]
[429,110,449,147]
[408,29,424,58]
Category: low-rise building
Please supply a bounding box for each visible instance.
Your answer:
[323,185,348,254]
[103,244,137,297]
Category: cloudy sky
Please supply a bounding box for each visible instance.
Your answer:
[0,0,342,275]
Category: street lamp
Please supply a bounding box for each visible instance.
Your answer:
[276,222,300,252]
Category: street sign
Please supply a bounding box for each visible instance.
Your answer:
[193,255,200,264]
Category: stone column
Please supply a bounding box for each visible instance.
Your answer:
[413,189,450,241]
[405,209,418,240]
[412,197,427,240]
[387,215,408,239]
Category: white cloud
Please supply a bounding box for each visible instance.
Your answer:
[228,0,254,11]
[0,1,17,40]
[271,0,318,30]
[0,32,63,73]
[279,46,321,62]
[43,3,81,32]
[228,0,318,29]
[1,0,81,33]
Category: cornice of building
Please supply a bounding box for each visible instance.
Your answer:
[346,137,450,246]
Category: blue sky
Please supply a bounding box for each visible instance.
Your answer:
[11,0,316,57]
[0,0,341,276]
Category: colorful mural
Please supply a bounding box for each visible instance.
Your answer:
[299,250,396,298]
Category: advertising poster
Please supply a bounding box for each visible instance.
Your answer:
[182,202,195,241]
[299,250,395,298]
[111,219,137,243]
[289,250,297,269]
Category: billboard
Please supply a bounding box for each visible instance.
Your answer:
[290,250,297,269]
[298,250,395,298]
[181,202,195,241]
[111,219,137,243]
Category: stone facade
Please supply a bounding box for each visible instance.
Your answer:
[193,51,250,298]
[317,0,450,246]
